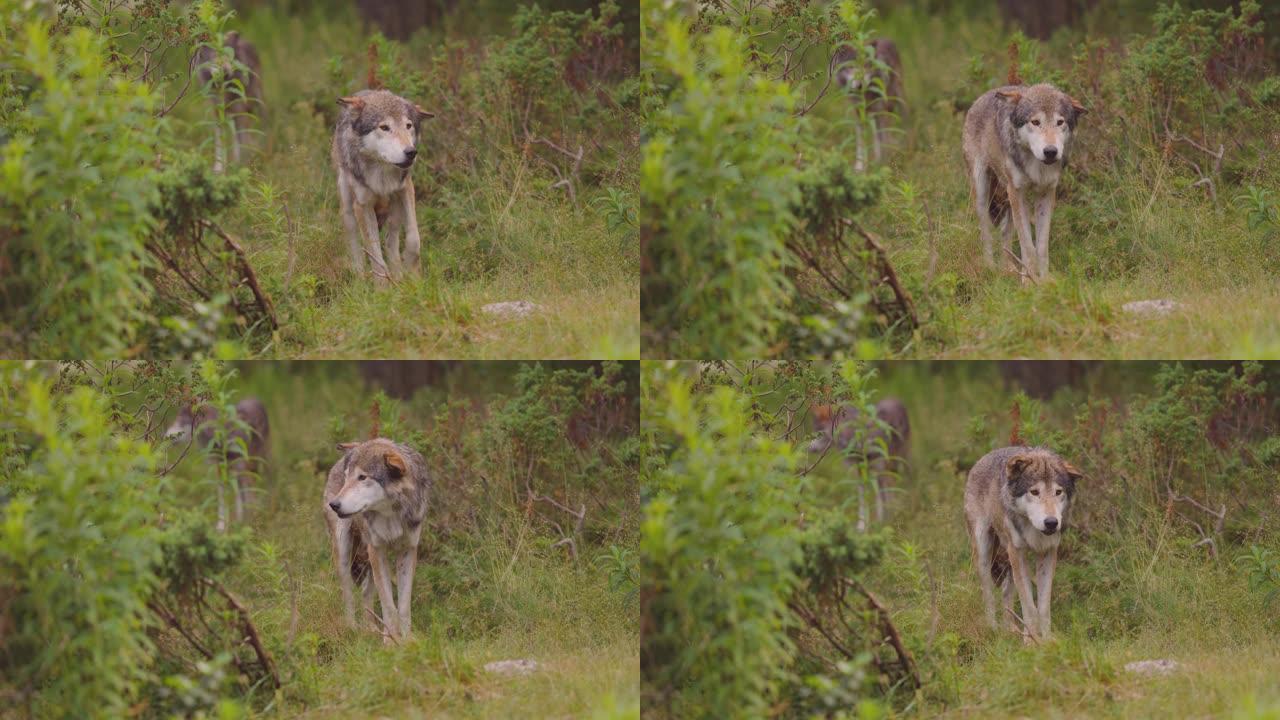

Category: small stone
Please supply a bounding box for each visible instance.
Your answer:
[483,659,540,675]
[481,301,543,319]
[1121,299,1181,315]
[1124,659,1180,675]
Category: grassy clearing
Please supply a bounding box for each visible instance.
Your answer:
[171,4,638,359]
[801,5,1280,359]
[161,364,638,718]
[804,363,1280,717]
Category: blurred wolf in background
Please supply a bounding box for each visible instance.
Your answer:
[808,397,911,529]
[165,397,270,531]
[194,31,265,172]
[832,38,904,171]
[963,83,1086,282]
[965,445,1081,641]
[332,89,434,284]
[324,438,431,641]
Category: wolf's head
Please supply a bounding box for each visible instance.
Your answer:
[338,90,436,169]
[997,84,1086,166]
[328,439,413,519]
[1005,449,1082,535]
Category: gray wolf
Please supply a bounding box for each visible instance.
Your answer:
[324,438,431,641]
[963,83,1085,282]
[808,397,910,529]
[964,446,1081,640]
[832,38,904,171]
[165,397,270,530]
[194,31,264,172]
[331,89,434,283]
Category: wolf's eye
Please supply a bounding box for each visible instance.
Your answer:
[1057,119,1064,126]
[1030,489,1040,496]
[1055,488,1063,495]
[357,473,367,481]
[1031,119,1041,126]
[379,124,390,132]
[406,122,413,129]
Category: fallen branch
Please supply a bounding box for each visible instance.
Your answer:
[201,221,278,330]
[850,580,920,688]
[847,222,919,329]
[209,579,280,689]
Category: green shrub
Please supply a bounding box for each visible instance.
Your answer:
[0,370,162,717]
[0,20,162,356]
[641,7,802,357]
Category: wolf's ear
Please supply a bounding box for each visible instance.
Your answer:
[384,451,407,479]
[1067,95,1087,116]
[995,89,1022,105]
[1006,454,1032,480]
[1063,462,1084,482]
[336,442,359,452]
[337,96,366,112]
[413,103,436,120]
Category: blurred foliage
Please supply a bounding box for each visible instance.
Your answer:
[641,0,894,358]
[642,361,898,719]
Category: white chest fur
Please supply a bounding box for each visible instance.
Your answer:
[361,163,407,199]
[363,507,408,549]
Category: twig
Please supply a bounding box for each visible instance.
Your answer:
[200,221,278,329]
[209,579,280,688]
[850,580,921,688]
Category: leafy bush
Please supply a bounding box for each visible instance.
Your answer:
[641,8,802,357]
[0,20,162,356]
[0,370,162,717]
[642,362,895,718]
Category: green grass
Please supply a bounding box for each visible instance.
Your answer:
[171,5,638,359]
[802,5,1280,359]
[163,364,638,718]
[796,364,1280,718]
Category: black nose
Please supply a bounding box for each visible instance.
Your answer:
[1042,146,1058,160]
[404,148,417,159]
[1044,517,1059,531]
[328,501,341,513]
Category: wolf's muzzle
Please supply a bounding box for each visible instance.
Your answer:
[1042,516,1059,534]
[328,500,355,519]
[1041,146,1059,164]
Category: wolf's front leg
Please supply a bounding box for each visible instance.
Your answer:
[356,202,390,285]
[1034,191,1056,279]
[1035,547,1058,639]
[1008,188,1037,283]
[330,522,357,628]
[395,548,416,639]
[401,182,421,272]
[368,546,399,641]
[1007,545,1040,638]
[338,181,364,273]
[382,201,405,280]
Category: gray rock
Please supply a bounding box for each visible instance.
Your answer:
[1121,299,1181,316]
[483,659,540,675]
[481,301,543,319]
[1123,659,1180,676]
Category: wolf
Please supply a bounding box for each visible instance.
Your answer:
[165,397,270,531]
[964,446,1081,640]
[808,397,910,529]
[194,31,264,172]
[832,38,904,171]
[324,438,431,641]
[963,84,1085,282]
[331,89,434,284]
